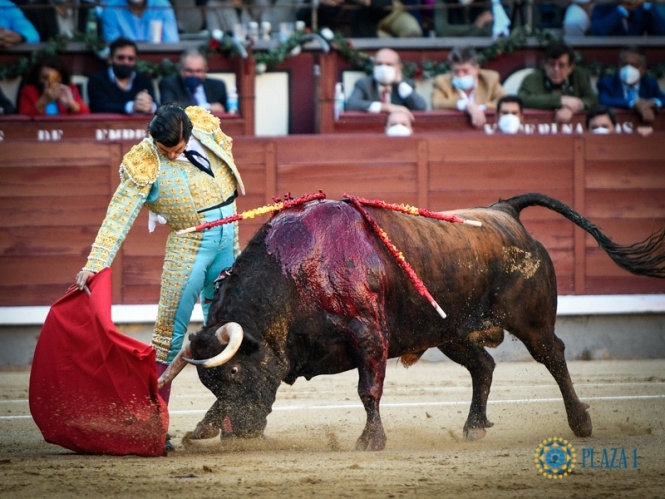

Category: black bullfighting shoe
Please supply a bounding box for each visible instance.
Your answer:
[164,434,175,452]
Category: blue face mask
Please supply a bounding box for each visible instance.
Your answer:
[452,75,475,91]
[183,76,204,93]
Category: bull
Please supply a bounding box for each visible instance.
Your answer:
[160,193,664,450]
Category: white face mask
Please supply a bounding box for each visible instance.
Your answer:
[452,74,475,91]
[591,126,611,134]
[373,64,396,86]
[619,65,640,86]
[386,124,412,137]
[498,113,521,134]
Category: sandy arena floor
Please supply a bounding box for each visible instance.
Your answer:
[1,359,664,498]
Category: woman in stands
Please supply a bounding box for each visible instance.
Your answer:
[18,55,89,116]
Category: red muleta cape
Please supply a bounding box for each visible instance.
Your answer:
[29,268,168,456]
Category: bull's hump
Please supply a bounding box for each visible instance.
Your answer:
[264,201,383,315]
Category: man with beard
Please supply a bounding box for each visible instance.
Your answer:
[87,37,158,114]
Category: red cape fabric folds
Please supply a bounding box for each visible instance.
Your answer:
[29,268,168,457]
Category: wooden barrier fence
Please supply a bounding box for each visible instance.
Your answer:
[1,132,663,307]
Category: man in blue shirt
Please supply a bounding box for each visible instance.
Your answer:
[101,0,179,43]
[0,0,40,48]
[597,46,665,123]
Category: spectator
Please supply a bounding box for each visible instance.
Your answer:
[18,55,89,116]
[258,0,304,31]
[496,94,524,134]
[432,46,505,129]
[159,48,227,113]
[0,0,40,48]
[597,46,665,124]
[0,87,16,115]
[296,0,422,38]
[206,0,261,36]
[346,48,427,115]
[19,0,88,41]
[433,0,493,37]
[100,0,179,43]
[563,0,593,36]
[586,104,617,133]
[591,0,665,36]
[385,108,413,136]
[518,42,597,124]
[87,37,158,114]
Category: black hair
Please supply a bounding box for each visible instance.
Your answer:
[586,104,617,129]
[497,94,523,114]
[544,42,575,64]
[148,103,193,147]
[25,55,72,88]
[109,37,138,57]
[619,45,646,67]
[448,46,478,66]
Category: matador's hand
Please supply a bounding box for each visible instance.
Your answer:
[75,270,95,290]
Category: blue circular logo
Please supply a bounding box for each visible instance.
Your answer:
[534,437,576,479]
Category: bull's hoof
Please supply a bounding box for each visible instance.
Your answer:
[463,425,487,441]
[569,407,592,438]
[355,428,387,451]
[191,422,220,440]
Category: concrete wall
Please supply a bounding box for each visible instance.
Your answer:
[3,313,664,367]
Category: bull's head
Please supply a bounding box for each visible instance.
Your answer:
[184,322,280,438]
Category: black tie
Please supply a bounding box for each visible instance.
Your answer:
[184,150,214,177]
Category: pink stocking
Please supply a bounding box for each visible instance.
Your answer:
[156,362,172,406]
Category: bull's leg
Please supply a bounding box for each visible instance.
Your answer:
[348,318,388,451]
[439,340,496,440]
[520,332,592,438]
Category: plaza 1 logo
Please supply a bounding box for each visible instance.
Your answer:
[534,437,577,479]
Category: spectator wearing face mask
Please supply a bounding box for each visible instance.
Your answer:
[495,94,524,134]
[159,48,227,113]
[597,46,665,124]
[345,48,427,114]
[432,46,506,129]
[586,104,617,134]
[385,108,414,136]
[87,37,158,114]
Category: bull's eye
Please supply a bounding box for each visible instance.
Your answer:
[230,366,239,376]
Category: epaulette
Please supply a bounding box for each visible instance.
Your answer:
[120,140,160,187]
[186,105,220,134]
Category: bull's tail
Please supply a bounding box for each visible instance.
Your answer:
[498,193,665,278]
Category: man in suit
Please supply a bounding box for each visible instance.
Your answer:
[345,48,427,117]
[518,42,597,124]
[597,46,665,124]
[159,49,227,113]
[87,37,158,114]
[591,0,665,36]
[432,46,506,129]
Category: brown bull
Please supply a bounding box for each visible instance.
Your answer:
[160,193,664,450]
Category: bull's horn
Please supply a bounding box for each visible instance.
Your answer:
[184,322,244,368]
[157,339,191,389]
